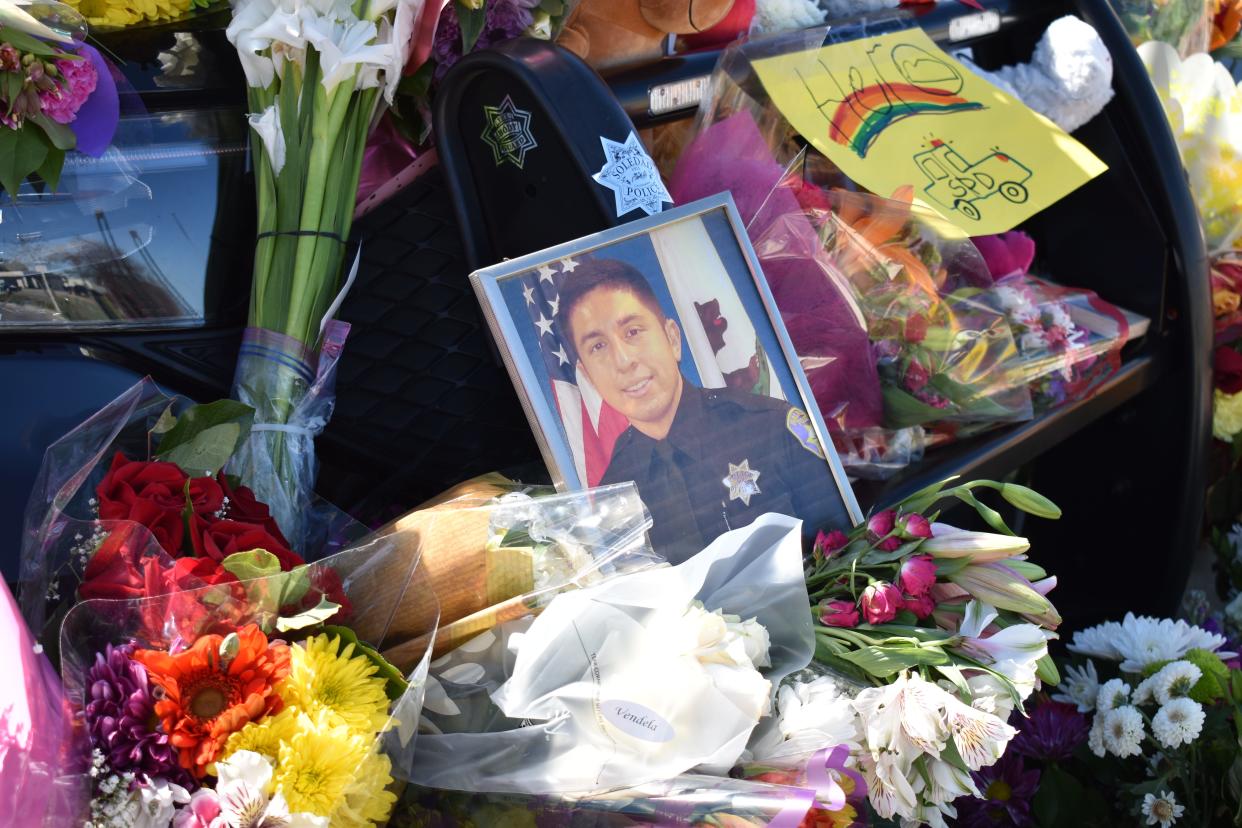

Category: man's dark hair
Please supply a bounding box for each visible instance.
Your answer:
[557,258,666,363]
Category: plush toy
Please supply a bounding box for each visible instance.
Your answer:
[972,15,1115,134]
[557,0,737,72]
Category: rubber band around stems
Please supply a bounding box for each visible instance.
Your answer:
[255,229,346,244]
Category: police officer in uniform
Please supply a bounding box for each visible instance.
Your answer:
[560,258,851,563]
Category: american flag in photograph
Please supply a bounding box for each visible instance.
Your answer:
[520,256,630,486]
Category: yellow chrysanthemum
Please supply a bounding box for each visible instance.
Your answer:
[1215,388,1242,441]
[219,706,300,765]
[280,633,392,735]
[274,712,374,822]
[65,0,192,28]
[332,745,398,827]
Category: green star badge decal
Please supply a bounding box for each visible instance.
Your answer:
[481,95,537,169]
[723,460,762,506]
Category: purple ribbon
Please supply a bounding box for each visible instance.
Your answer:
[767,787,818,828]
[804,745,867,812]
[69,43,119,157]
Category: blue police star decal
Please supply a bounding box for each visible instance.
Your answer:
[481,95,537,169]
[591,132,673,217]
[723,460,761,506]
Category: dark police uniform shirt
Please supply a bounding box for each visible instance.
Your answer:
[598,382,851,563]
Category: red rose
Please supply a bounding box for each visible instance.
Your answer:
[79,523,152,601]
[1217,346,1242,394]
[96,452,189,553]
[216,473,289,547]
[187,476,224,518]
[198,520,305,571]
[300,566,352,621]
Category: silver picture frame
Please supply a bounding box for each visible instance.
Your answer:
[470,192,863,547]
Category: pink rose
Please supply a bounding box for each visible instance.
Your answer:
[818,599,860,628]
[813,529,849,560]
[861,582,902,625]
[902,592,936,619]
[866,510,896,537]
[898,555,937,597]
[898,513,932,540]
[877,536,903,552]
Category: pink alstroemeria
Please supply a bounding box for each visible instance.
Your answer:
[898,555,937,597]
[819,599,860,628]
[861,582,902,625]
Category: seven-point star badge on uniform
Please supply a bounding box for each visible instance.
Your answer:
[591,132,673,217]
[481,95,537,169]
[722,460,761,506]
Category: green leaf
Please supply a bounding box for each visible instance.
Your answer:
[835,643,950,677]
[498,527,535,548]
[455,1,487,52]
[1035,765,1090,827]
[155,400,255,475]
[0,26,61,56]
[276,594,342,632]
[0,125,49,196]
[151,404,179,435]
[29,113,76,150]
[882,385,948,429]
[323,624,411,701]
[35,145,64,192]
[221,549,283,581]
[954,489,1015,535]
[893,475,959,514]
[395,58,434,99]
[539,0,564,15]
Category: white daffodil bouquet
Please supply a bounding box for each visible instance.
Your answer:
[225,0,422,546]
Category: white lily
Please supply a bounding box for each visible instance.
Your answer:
[215,750,328,828]
[302,13,392,91]
[921,523,1030,562]
[919,756,980,805]
[382,0,424,103]
[863,751,919,820]
[249,104,287,175]
[853,672,948,760]
[957,600,1053,684]
[941,693,1017,770]
[227,0,281,88]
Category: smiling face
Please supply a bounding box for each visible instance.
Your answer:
[567,285,685,440]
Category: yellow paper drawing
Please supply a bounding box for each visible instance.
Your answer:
[752,28,1108,235]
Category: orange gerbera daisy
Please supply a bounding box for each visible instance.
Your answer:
[134,623,290,777]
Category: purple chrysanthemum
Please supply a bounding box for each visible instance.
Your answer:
[431,0,535,82]
[84,642,194,790]
[954,752,1040,828]
[1010,701,1090,762]
[1201,616,1242,669]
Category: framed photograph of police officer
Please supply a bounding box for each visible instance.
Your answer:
[471,193,863,563]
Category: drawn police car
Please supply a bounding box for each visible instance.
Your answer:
[914,140,1032,222]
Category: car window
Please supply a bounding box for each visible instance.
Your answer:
[0,109,250,330]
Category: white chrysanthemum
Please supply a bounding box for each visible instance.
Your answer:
[1142,790,1185,827]
[1152,661,1202,705]
[1230,523,1242,563]
[1096,678,1131,713]
[1087,714,1106,757]
[751,675,860,761]
[1101,706,1145,758]
[1132,674,1158,706]
[1151,698,1205,749]
[1227,592,1242,629]
[1067,621,1123,661]
[1052,661,1100,712]
[1107,614,1230,672]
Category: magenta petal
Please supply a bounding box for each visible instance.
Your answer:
[68,44,118,158]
